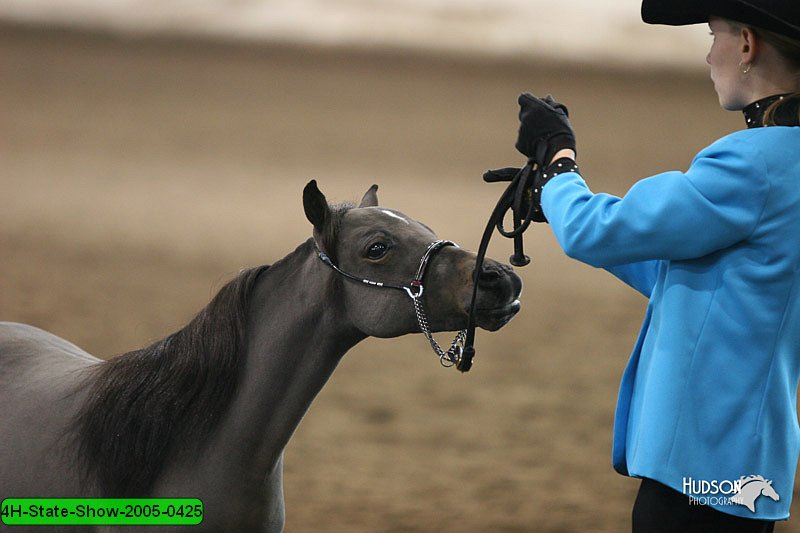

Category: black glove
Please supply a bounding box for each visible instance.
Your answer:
[515,93,576,166]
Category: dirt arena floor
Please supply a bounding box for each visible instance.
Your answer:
[2,24,799,532]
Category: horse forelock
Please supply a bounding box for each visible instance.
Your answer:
[71,264,270,497]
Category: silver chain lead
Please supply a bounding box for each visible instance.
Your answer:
[412,296,467,368]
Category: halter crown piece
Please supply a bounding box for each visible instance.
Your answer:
[316,239,468,368]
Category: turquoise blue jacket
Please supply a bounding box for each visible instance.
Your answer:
[541,126,800,520]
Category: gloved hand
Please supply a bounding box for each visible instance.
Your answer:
[515,93,576,166]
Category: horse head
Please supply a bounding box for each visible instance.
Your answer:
[732,475,781,513]
[303,180,522,339]
[761,479,780,502]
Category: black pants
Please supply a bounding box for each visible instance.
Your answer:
[633,478,776,533]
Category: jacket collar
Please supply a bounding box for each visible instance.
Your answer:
[743,94,796,128]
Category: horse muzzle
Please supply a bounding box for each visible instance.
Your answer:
[470,260,523,332]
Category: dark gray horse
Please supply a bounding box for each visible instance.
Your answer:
[0,181,522,532]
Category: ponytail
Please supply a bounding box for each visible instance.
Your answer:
[763,92,800,127]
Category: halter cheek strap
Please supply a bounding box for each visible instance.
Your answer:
[315,239,467,368]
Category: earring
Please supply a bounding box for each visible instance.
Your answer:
[739,61,752,74]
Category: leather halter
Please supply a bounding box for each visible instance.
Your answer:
[315,239,467,367]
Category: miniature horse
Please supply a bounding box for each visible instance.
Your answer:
[0,181,522,531]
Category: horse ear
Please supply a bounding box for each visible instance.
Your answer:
[303,180,330,232]
[358,184,379,208]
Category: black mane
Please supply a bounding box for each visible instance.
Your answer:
[73,265,269,496]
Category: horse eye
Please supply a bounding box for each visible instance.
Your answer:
[367,242,388,260]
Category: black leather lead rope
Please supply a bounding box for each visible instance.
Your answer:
[457,158,541,373]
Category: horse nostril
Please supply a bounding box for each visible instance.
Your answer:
[478,267,503,284]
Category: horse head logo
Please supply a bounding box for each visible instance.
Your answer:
[730,475,780,513]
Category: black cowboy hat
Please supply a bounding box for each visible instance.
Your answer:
[641,0,800,39]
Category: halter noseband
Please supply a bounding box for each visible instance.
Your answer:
[315,239,468,368]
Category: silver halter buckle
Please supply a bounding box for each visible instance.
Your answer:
[403,280,424,299]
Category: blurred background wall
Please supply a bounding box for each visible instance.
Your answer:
[3,2,795,532]
[0,0,710,67]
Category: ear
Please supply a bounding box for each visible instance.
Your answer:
[358,184,379,208]
[740,26,759,65]
[303,180,330,233]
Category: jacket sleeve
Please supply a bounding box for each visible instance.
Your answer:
[604,261,662,298]
[540,135,770,268]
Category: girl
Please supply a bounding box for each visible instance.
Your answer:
[488,1,800,531]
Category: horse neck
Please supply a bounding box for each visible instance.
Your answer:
[206,239,364,488]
